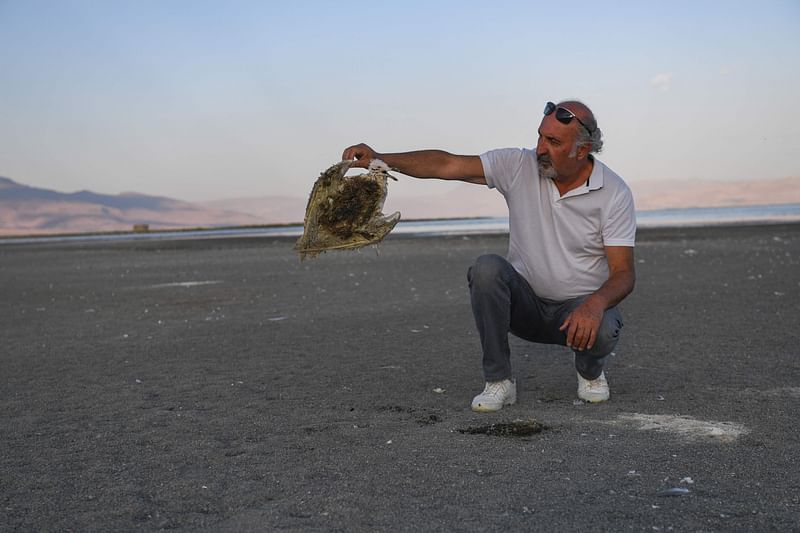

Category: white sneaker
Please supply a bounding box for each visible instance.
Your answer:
[577,372,610,403]
[471,379,517,412]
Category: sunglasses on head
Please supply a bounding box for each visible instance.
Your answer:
[544,101,594,136]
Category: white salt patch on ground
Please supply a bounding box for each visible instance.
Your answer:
[615,413,749,443]
[760,387,800,399]
[148,281,222,288]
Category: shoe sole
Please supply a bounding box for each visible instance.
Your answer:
[578,394,609,403]
[470,399,516,413]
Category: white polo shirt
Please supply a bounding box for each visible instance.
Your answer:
[480,148,636,301]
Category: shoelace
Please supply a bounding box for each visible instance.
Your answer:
[484,381,507,395]
[581,375,605,390]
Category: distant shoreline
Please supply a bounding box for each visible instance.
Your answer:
[1,220,799,248]
[0,216,490,241]
[2,203,799,244]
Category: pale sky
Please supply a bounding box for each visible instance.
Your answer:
[1,0,799,202]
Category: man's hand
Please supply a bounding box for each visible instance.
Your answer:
[559,297,605,351]
[342,143,379,168]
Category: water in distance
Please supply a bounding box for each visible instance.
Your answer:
[2,203,799,245]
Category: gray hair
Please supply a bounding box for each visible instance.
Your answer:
[559,99,604,154]
[575,121,603,154]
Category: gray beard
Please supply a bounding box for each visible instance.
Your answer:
[537,156,557,180]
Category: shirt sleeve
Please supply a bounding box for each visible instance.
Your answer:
[479,148,525,195]
[602,185,637,247]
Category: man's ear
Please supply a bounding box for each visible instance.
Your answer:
[576,142,592,160]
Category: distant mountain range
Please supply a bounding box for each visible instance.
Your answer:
[0,177,260,236]
[629,176,800,211]
[1,174,798,236]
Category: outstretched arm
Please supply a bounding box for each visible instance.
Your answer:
[342,143,487,185]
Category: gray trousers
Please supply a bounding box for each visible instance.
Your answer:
[467,254,623,382]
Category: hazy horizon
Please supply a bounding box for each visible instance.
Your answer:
[2,171,800,236]
[1,1,799,203]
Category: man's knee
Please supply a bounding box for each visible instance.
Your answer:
[467,254,509,289]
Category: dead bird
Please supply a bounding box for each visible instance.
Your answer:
[295,159,401,260]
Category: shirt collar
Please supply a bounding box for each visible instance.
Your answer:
[586,156,604,190]
[557,157,604,200]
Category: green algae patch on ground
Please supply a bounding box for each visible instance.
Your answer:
[457,419,547,437]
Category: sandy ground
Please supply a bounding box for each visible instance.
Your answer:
[1,223,799,532]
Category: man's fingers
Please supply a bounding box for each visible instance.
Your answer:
[564,322,576,348]
[586,329,597,350]
[569,324,582,350]
[573,326,587,351]
[341,145,355,160]
[569,324,598,351]
[576,327,597,351]
[342,143,368,162]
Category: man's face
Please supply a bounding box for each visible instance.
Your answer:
[535,113,581,180]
